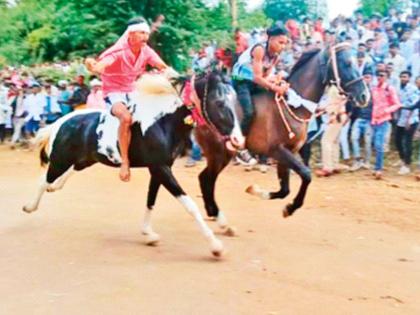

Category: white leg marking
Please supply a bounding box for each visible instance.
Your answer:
[217,211,237,237]
[245,184,270,200]
[177,195,224,257]
[47,167,75,192]
[23,173,49,213]
[216,211,227,229]
[141,207,160,245]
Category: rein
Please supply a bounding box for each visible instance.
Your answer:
[274,93,311,139]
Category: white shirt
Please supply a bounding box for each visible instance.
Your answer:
[23,92,44,122]
[384,54,407,76]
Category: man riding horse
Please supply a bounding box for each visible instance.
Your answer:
[85,17,168,182]
[232,24,291,165]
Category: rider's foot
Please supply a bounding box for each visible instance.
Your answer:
[119,163,131,182]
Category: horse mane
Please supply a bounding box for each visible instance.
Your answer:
[289,49,321,77]
[136,68,180,96]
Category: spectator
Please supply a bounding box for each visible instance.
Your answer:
[385,43,407,77]
[234,28,249,62]
[350,73,374,171]
[0,82,11,143]
[371,70,402,179]
[65,75,90,110]
[43,84,62,124]
[57,80,72,115]
[373,29,389,61]
[23,83,44,137]
[10,86,27,148]
[394,71,419,175]
[315,86,348,177]
[86,78,106,110]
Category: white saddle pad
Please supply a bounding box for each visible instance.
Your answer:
[287,88,317,114]
[96,90,183,164]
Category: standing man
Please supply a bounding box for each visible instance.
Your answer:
[371,70,401,179]
[86,17,168,182]
[395,71,419,175]
[350,72,374,171]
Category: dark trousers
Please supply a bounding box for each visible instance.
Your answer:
[233,80,257,135]
[395,124,418,165]
[0,124,5,142]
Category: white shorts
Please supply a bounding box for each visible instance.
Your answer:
[104,92,140,114]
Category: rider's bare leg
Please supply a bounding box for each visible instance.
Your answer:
[111,102,132,182]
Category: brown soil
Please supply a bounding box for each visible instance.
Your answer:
[1,145,419,315]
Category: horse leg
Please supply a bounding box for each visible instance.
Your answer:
[23,162,73,213]
[47,160,96,193]
[199,154,236,236]
[150,165,223,257]
[247,164,290,200]
[247,145,311,217]
[272,146,311,217]
[141,173,161,246]
[47,166,75,192]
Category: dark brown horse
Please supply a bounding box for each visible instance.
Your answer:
[195,43,370,233]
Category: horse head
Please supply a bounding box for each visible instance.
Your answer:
[193,70,245,151]
[325,43,370,108]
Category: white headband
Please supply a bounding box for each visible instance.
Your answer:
[127,22,150,33]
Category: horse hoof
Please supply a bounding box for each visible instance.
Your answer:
[283,204,293,218]
[22,205,36,213]
[223,226,237,237]
[145,233,160,246]
[210,238,224,257]
[46,187,55,193]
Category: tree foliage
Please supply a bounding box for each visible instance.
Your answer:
[0,0,268,70]
[263,0,309,22]
[359,0,410,16]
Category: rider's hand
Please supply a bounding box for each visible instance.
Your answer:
[85,58,97,72]
[272,82,289,95]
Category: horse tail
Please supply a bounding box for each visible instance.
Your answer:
[34,125,54,167]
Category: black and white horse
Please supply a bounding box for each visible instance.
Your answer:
[23,70,244,257]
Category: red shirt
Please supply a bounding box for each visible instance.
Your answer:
[371,82,401,125]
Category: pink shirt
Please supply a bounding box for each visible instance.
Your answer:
[371,83,401,125]
[99,45,164,97]
[86,89,106,110]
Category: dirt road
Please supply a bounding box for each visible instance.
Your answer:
[1,146,419,314]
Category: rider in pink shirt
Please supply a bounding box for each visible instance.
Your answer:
[86,17,167,182]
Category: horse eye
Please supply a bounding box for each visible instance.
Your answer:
[216,100,224,108]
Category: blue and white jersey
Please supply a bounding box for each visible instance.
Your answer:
[232,41,278,81]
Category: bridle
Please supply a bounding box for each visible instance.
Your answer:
[190,73,230,142]
[275,43,364,139]
[326,42,364,96]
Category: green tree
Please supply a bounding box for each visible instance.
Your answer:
[263,0,309,22]
[359,0,409,16]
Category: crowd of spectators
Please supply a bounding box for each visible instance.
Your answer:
[1,7,419,179]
